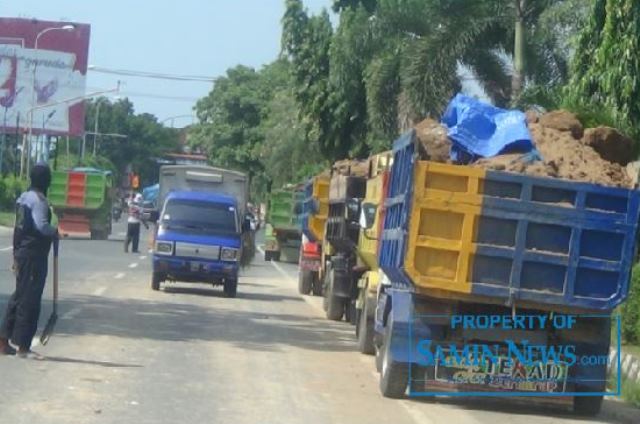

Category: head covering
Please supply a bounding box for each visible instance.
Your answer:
[30,163,52,195]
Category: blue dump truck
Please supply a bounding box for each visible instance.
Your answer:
[152,165,251,297]
[372,129,640,415]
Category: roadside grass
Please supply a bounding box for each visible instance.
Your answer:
[623,344,640,358]
[622,376,640,408]
[0,210,13,227]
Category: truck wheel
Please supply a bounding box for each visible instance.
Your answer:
[298,270,313,295]
[311,272,323,296]
[272,251,281,262]
[380,315,409,398]
[325,270,346,321]
[151,272,162,291]
[264,251,272,261]
[224,279,238,298]
[357,294,375,355]
[573,395,603,416]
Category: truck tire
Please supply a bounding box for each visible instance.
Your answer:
[264,251,272,261]
[311,272,323,296]
[573,395,603,416]
[224,279,238,298]
[151,272,163,291]
[298,269,313,295]
[357,294,375,355]
[380,315,409,398]
[325,269,346,321]
[272,251,281,262]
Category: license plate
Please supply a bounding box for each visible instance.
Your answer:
[190,262,202,272]
[434,354,569,393]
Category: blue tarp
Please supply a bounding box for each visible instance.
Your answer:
[142,184,159,203]
[442,94,534,163]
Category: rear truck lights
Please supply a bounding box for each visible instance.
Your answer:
[155,241,174,255]
[220,247,239,261]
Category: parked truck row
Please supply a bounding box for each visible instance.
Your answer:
[283,96,640,416]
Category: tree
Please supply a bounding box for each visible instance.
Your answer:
[568,0,640,137]
[83,98,179,186]
[192,65,267,182]
[261,87,325,189]
[282,1,336,159]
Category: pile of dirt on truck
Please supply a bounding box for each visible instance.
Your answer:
[414,111,636,188]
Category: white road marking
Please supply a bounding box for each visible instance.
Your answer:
[258,246,326,315]
[139,255,147,260]
[93,286,107,296]
[62,307,82,320]
[128,263,138,269]
[260,246,428,424]
[0,246,12,252]
[115,272,126,279]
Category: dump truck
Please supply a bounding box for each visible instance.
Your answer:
[371,129,640,415]
[354,152,392,354]
[264,186,304,263]
[322,160,368,322]
[49,167,114,239]
[298,173,330,296]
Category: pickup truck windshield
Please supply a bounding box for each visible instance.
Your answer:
[162,199,238,235]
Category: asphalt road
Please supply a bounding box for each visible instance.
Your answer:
[0,222,636,424]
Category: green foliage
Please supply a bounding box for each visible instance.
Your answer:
[622,264,640,344]
[84,98,180,186]
[260,88,326,190]
[0,175,27,211]
[568,0,640,139]
[282,2,337,159]
[622,376,640,408]
[192,65,268,180]
[191,59,323,201]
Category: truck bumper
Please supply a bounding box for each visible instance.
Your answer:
[376,289,609,396]
[153,256,239,283]
[299,255,321,272]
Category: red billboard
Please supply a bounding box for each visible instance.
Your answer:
[0,18,91,136]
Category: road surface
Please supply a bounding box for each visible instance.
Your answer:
[0,222,636,424]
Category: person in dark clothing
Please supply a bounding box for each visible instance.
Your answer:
[0,163,58,357]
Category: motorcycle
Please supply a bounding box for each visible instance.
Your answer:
[112,204,123,222]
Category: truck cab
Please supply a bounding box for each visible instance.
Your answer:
[152,191,244,297]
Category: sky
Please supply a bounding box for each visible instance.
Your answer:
[2,0,333,127]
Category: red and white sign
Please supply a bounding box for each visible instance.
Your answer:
[0,18,91,136]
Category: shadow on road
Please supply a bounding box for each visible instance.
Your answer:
[408,395,623,423]
[36,355,143,368]
[0,293,356,354]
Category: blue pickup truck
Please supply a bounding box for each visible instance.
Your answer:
[152,190,247,297]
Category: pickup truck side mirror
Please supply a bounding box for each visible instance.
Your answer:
[360,202,377,230]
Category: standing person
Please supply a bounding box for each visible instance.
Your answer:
[125,193,147,253]
[0,163,58,357]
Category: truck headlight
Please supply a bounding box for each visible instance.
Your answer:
[155,241,174,255]
[220,247,239,261]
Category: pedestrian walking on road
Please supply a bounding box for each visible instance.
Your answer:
[0,163,58,357]
[125,193,148,253]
